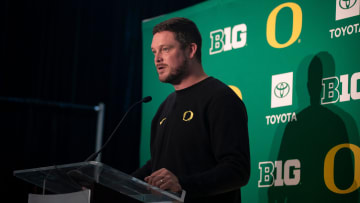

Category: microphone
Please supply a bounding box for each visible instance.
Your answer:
[141,96,152,103]
[84,96,152,162]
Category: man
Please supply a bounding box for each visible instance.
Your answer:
[133,17,250,203]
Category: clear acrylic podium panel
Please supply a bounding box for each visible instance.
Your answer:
[13,161,185,203]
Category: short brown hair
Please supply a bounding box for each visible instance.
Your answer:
[153,17,202,63]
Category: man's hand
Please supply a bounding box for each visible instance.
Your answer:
[145,168,182,193]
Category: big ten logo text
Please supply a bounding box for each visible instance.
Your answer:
[321,72,360,105]
[267,2,302,48]
[324,143,360,194]
[258,159,301,187]
[209,24,247,55]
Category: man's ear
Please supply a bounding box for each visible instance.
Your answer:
[187,43,197,59]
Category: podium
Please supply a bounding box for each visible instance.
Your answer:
[13,161,186,203]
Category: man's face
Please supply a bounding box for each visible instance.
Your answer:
[151,31,189,84]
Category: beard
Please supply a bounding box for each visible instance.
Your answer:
[160,58,189,85]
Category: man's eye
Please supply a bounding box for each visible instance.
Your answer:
[162,47,169,52]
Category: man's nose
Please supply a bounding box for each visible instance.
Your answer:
[155,53,163,63]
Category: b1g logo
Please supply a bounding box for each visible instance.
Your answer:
[258,159,301,187]
[321,72,360,105]
[271,72,293,108]
[209,24,247,55]
[336,0,360,20]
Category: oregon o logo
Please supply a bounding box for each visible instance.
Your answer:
[183,111,194,122]
[160,117,166,125]
[324,143,360,194]
[274,82,290,98]
[339,0,357,9]
[267,2,302,48]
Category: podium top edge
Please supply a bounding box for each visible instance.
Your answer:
[13,161,103,175]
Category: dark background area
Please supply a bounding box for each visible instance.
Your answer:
[0,0,204,201]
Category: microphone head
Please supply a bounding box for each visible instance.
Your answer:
[142,96,152,103]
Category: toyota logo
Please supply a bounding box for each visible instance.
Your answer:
[274,82,290,98]
[339,0,357,9]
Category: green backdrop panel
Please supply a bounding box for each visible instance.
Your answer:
[141,0,360,202]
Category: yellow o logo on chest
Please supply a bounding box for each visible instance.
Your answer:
[183,111,194,122]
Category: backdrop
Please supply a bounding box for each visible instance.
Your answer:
[141,0,360,202]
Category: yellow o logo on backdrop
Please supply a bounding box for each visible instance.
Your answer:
[229,85,243,100]
[267,2,302,48]
[324,143,360,194]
